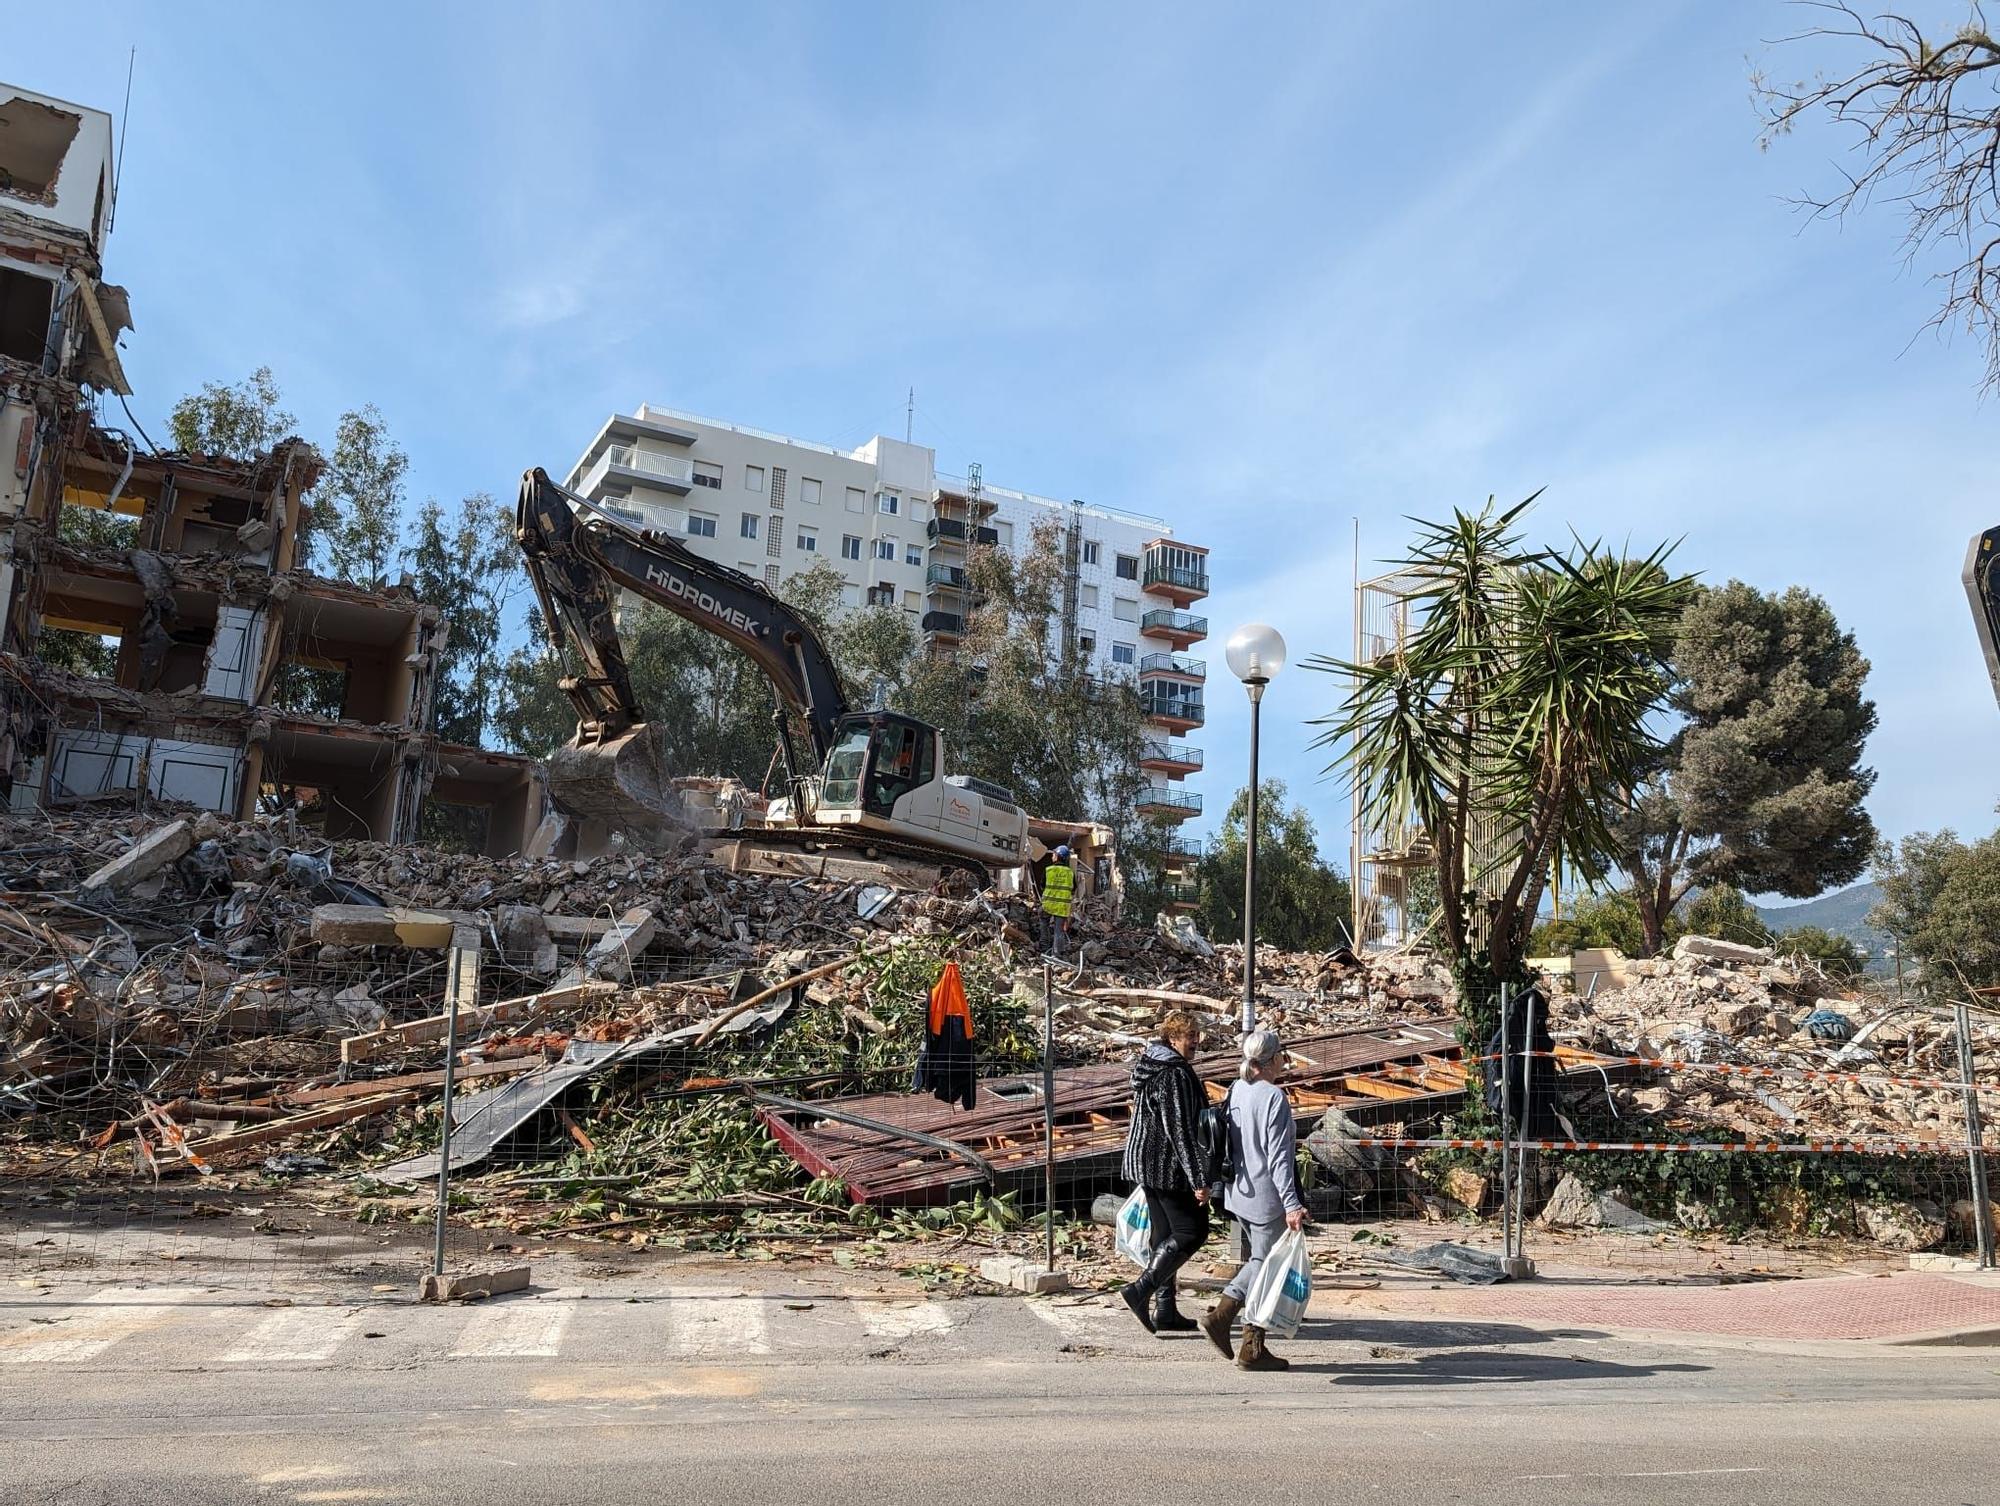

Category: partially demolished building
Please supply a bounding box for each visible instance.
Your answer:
[0,82,540,852]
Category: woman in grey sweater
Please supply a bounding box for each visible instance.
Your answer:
[1200,1029,1306,1372]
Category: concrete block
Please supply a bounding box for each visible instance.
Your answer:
[80,819,192,896]
[978,1256,1071,1294]
[419,1265,531,1303]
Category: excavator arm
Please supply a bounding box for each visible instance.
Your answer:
[1970,525,2000,712]
[516,467,851,755]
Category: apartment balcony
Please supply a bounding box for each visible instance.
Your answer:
[1163,835,1205,863]
[925,563,969,591]
[579,444,693,498]
[927,517,1000,548]
[1140,608,1208,647]
[1142,549,1209,604]
[921,610,964,637]
[1136,787,1203,820]
[1138,651,1205,681]
[1139,740,1203,775]
[1161,879,1202,908]
[1139,688,1205,729]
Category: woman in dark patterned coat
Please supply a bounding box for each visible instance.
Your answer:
[1117,1010,1210,1333]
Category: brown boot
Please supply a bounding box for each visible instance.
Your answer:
[1236,1324,1290,1372]
[1199,1294,1241,1359]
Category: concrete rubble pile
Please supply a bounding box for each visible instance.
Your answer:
[0,803,1453,1190]
[1548,934,1999,1144]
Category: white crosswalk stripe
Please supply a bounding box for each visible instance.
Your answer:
[1024,1298,1126,1343]
[855,1300,956,1340]
[0,1286,205,1364]
[667,1289,771,1356]
[450,1293,577,1358]
[221,1305,364,1363]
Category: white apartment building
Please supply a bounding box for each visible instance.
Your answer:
[565,405,1210,896]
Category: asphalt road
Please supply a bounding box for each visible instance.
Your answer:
[2,1283,1994,1505]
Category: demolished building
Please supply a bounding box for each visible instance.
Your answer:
[0,81,540,852]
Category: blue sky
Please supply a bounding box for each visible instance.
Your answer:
[21,3,2000,875]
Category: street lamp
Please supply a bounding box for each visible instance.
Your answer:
[1224,622,1286,1035]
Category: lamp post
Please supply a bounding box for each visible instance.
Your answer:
[1224,622,1286,1035]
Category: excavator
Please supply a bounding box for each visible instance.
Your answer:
[1970,525,2000,712]
[515,467,1030,882]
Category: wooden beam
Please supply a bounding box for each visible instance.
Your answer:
[187,1091,421,1155]
[339,980,618,1065]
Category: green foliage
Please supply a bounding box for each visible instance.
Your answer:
[35,627,118,678]
[1527,889,1647,957]
[403,491,521,745]
[1615,580,1877,953]
[56,504,139,550]
[272,661,347,719]
[1310,495,1689,1038]
[320,405,408,589]
[1195,779,1353,951]
[165,366,298,457]
[1772,925,1865,978]
[1681,884,1774,948]
[1871,819,2000,993]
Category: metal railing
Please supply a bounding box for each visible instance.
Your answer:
[1142,560,1209,594]
[1141,608,1208,639]
[1139,691,1205,725]
[601,445,693,488]
[1139,652,1205,679]
[1136,788,1203,815]
[1139,741,1203,769]
[928,518,999,547]
[925,564,968,590]
[922,610,964,635]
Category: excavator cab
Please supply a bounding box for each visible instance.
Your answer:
[818,713,937,818]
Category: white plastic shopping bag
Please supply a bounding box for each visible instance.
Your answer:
[1242,1229,1313,1338]
[1114,1187,1152,1268]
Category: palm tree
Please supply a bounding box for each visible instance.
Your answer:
[1309,496,1688,1042]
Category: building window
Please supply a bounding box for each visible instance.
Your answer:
[740,513,760,540]
[797,527,818,553]
[875,538,896,560]
[1113,595,1138,622]
[1080,633,1096,655]
[1112,642,1136,666]
[745,465,766,494]
[687,512,717,539]
[995,521,1014,548]
[846,486,866,513]
[693,461,723,490]
[1083,541,1100,566]
[879,492,900,515]
[842,534,863,560]
[868,584,895,607]
[903,589,921,611]
[911,498,930,522]
[1115,553,1139,580]
[800,477,822,505]
[841,583,862,608]
[1081,584,1099,609]
[905,544,923,566]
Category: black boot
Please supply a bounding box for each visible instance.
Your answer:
[1119,1238,1182,1333]
[1151,1284,1197,1334]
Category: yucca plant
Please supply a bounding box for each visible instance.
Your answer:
[1309,496,1690,1042]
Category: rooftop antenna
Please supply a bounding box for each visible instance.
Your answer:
[111,47,135,233]
[905,387,914,444]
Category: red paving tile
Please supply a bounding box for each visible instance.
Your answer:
[1352,1272,2000,1340]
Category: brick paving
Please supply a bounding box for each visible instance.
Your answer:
[1344,1271,2000,1340]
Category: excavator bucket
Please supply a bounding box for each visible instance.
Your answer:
[545,722,692,855]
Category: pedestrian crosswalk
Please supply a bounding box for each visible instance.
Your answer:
[0,1285,1173,1371]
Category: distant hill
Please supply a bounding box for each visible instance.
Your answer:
[1755,881,1893,971]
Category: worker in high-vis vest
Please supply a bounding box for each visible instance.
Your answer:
[1040,844,1077,956]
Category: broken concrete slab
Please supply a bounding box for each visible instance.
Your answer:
[582,906,657,983]
[419,1266,531,1303]
[979,1256,1070,1294]
[79,818,193,898]
[1672,934,1774,967]
[311,904,456,949]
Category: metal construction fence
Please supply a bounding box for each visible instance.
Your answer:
[3,940,1997,1298]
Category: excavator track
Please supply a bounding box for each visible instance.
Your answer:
[701,822,993,891]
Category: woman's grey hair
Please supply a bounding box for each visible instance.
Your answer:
[1238,1029,1282,1081]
